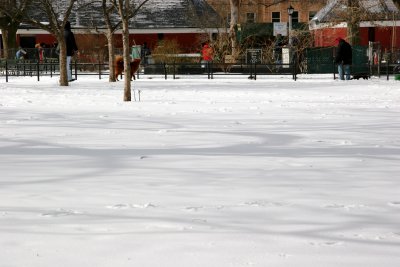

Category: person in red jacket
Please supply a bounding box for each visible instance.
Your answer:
[201,42,213,70]
[202,42,213,62]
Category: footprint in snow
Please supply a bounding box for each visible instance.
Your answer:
[41,209,82,217]
[106,204,130,209]
[106,203,156,209]
[242,201,286,207]
[131,203,156,209]
[309,241,344,246]
[185,206,204,212]
[388,201,400,207]
[324,203,366,210]
[278,253,292,258]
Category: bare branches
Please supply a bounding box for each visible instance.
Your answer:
[0,0,30,21]
[257,0,286,8]
[0,0,32,57]
[24,0,77,33]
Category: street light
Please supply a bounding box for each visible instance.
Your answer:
[287,5,294,46]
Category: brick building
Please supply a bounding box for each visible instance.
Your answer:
[1,0,221,54]
[206,0,326,26]
[310,0,400,49]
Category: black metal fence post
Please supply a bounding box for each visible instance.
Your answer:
[74,60,78,80]
[248,63,255,80]
[16,61,20,77]
[173,61,176,79]
[164,63,167,80]
[5,60,8,82]
[387,59,390,81]
[291,57,297,81]
[98,59,102,80]
[29,61,33,77]
[333,61,336,80]
[37,60,40,81]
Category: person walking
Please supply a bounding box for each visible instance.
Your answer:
[335,37,352,80]
[64,21,78,82]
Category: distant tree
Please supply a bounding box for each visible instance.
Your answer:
[23,0,77,86]
[101,0,119,82]
[229,0,240,57]
[0,0,30,59]
[110,0,150,101]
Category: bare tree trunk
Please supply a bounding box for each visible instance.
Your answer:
[347,0,360,45]
[1,29,10,59]
[106,32,116,82]
[122,19,131,101]
[58,40,68,86]
[112,0,150,98]
[102,0,117,82]
[229,0,239,57]
[1,23,18,59]
[348,24,360,46]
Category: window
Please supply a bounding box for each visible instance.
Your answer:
[309,11,317,21]
[272,12,280,23]
[246,12,256,23]
[292,11,299,23]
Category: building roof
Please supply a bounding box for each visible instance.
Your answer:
[310,0,399,25]
[22,0,221,31]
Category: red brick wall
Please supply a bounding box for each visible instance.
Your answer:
[313,26,400,50]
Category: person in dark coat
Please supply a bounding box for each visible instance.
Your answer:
[64,21,78,82]
[335,37,352,80]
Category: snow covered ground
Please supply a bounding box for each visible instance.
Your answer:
[1,74,400,266]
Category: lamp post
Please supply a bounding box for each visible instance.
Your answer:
[287,5,294,46]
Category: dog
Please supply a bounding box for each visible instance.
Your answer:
[351,74,370,80]
[114,56,141,81]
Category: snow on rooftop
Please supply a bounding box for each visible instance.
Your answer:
[24,0,220,30]
[310,0,399,24]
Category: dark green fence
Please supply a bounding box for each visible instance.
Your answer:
[305,47,335,74]
[352,46,369,74]
[305,46,369,74]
